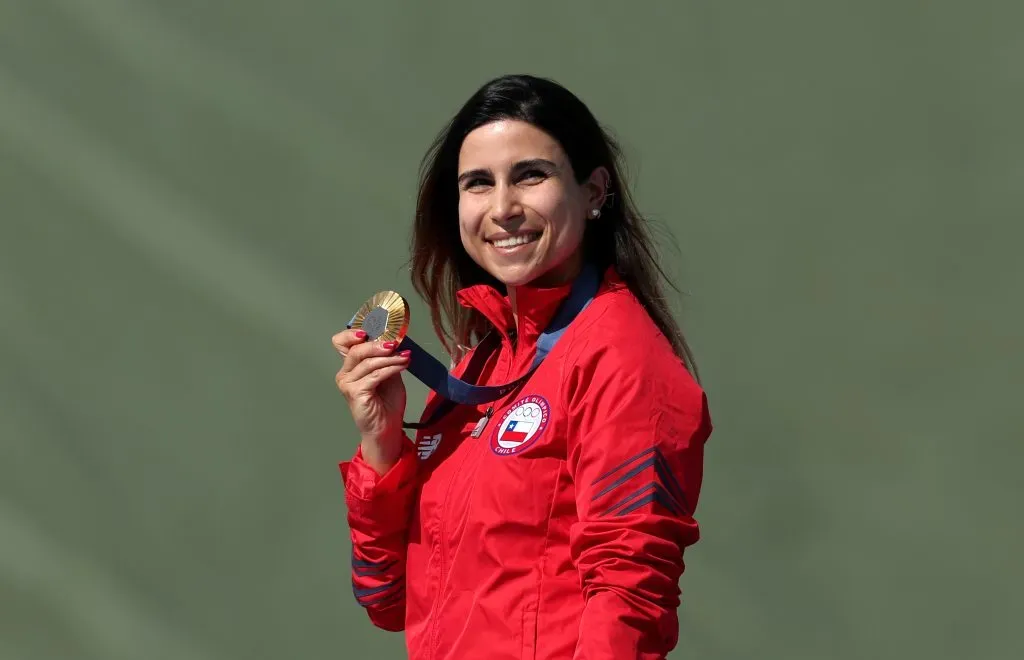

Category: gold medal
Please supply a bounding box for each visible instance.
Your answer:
[348,290,410,343]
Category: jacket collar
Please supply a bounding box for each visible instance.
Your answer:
[455,265,623,347]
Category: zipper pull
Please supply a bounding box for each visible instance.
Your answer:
[470,406,494,438]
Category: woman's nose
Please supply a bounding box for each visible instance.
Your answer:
[489,183,524,223]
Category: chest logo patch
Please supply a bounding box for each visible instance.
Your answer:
[417,433,442,461]
[490,395,550,456]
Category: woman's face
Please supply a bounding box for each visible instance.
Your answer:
[457,120,607,288]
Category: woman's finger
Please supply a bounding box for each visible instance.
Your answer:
[343,352,411,385]
[357,363,408,388]
[331,329,369,358]
[341,340,401,374]
[335,358,408,399]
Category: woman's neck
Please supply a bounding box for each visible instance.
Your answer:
[506,255,584,328]
[508,286,520,329]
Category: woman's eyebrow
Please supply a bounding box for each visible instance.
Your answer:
[511,158,557,172]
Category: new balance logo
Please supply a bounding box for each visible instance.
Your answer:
[417,433,442,460]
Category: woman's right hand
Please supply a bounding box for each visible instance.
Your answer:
[332,329,411,475]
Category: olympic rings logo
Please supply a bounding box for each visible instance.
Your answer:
[513,404,542,419]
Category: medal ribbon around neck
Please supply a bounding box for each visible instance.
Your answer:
[347,263,600,429]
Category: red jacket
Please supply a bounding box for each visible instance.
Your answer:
[340,268,711,659]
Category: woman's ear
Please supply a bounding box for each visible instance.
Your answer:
[583,166,611,214]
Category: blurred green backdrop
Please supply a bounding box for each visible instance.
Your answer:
[1,1,1022,658]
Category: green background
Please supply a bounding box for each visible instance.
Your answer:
[1,1,1021,658]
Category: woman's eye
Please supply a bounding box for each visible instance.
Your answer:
[519,169,548,183]
[463,178,491,190]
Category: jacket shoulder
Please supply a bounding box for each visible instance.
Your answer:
[565,287,683,365]
[561,286,703,399]
[557,285,711,447]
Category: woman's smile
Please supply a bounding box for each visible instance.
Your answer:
[487,230,543,251]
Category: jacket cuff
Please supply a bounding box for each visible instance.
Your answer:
[339,438,417,502]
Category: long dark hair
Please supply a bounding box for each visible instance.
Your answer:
[410,74,699,380]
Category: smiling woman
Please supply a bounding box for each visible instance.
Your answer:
[332,74,712,660]
[410,75,699,372]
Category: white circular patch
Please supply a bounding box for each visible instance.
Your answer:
[490,395,550,456]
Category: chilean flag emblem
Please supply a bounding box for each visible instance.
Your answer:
[491,395,550,456]
[499,420,534,444]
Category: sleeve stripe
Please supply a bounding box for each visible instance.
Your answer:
[351,551,398,576]
[590,446,691,515]
[354,563,396,577]
[353,561,397,577]
[362,581,405,605]
[591,447,658,484]
[651,452,691,515]
[600,483,655,516]
[614,490,680,517]
[601,482,684,518]
[352,578,402,600]
[591,457,657,500]
[351,552,391,568]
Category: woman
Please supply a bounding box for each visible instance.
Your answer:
[332,74,712,660]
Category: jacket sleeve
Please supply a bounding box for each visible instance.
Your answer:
[564,342,712,660]
[339,436,419,632]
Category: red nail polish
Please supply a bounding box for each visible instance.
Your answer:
[354,330,367,339]
[382,341,398,350]
[399,350,411,358]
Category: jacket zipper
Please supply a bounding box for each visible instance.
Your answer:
[428,339,513,657]
[470,406,494,438]
[427,430,475,657]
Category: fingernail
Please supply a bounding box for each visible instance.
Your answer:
[399,350,411,358]
[382,341,398,350]
[354,330,367,339]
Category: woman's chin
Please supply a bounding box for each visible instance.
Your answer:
[486,262,542,288]
[484,255,582,289]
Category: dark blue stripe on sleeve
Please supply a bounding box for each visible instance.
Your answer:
[353,562,397,576]
[351,551,398,576]
[651,452,691,515]
[591,457,656,500]
[615,489,682,517]
[352,561,397,577]
[590,446,691,516]
[356,583,406,609]
[591,447,657,485]
[601,482,683,517]
[600,483,655,517]
[353,578,402,601]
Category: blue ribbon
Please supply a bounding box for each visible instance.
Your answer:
[349,264,601,429]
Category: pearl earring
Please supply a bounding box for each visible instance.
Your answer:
[590,209,601,219]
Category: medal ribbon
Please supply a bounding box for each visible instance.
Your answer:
[348,263,601,429]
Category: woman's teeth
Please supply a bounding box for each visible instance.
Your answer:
[492,233,540,248]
